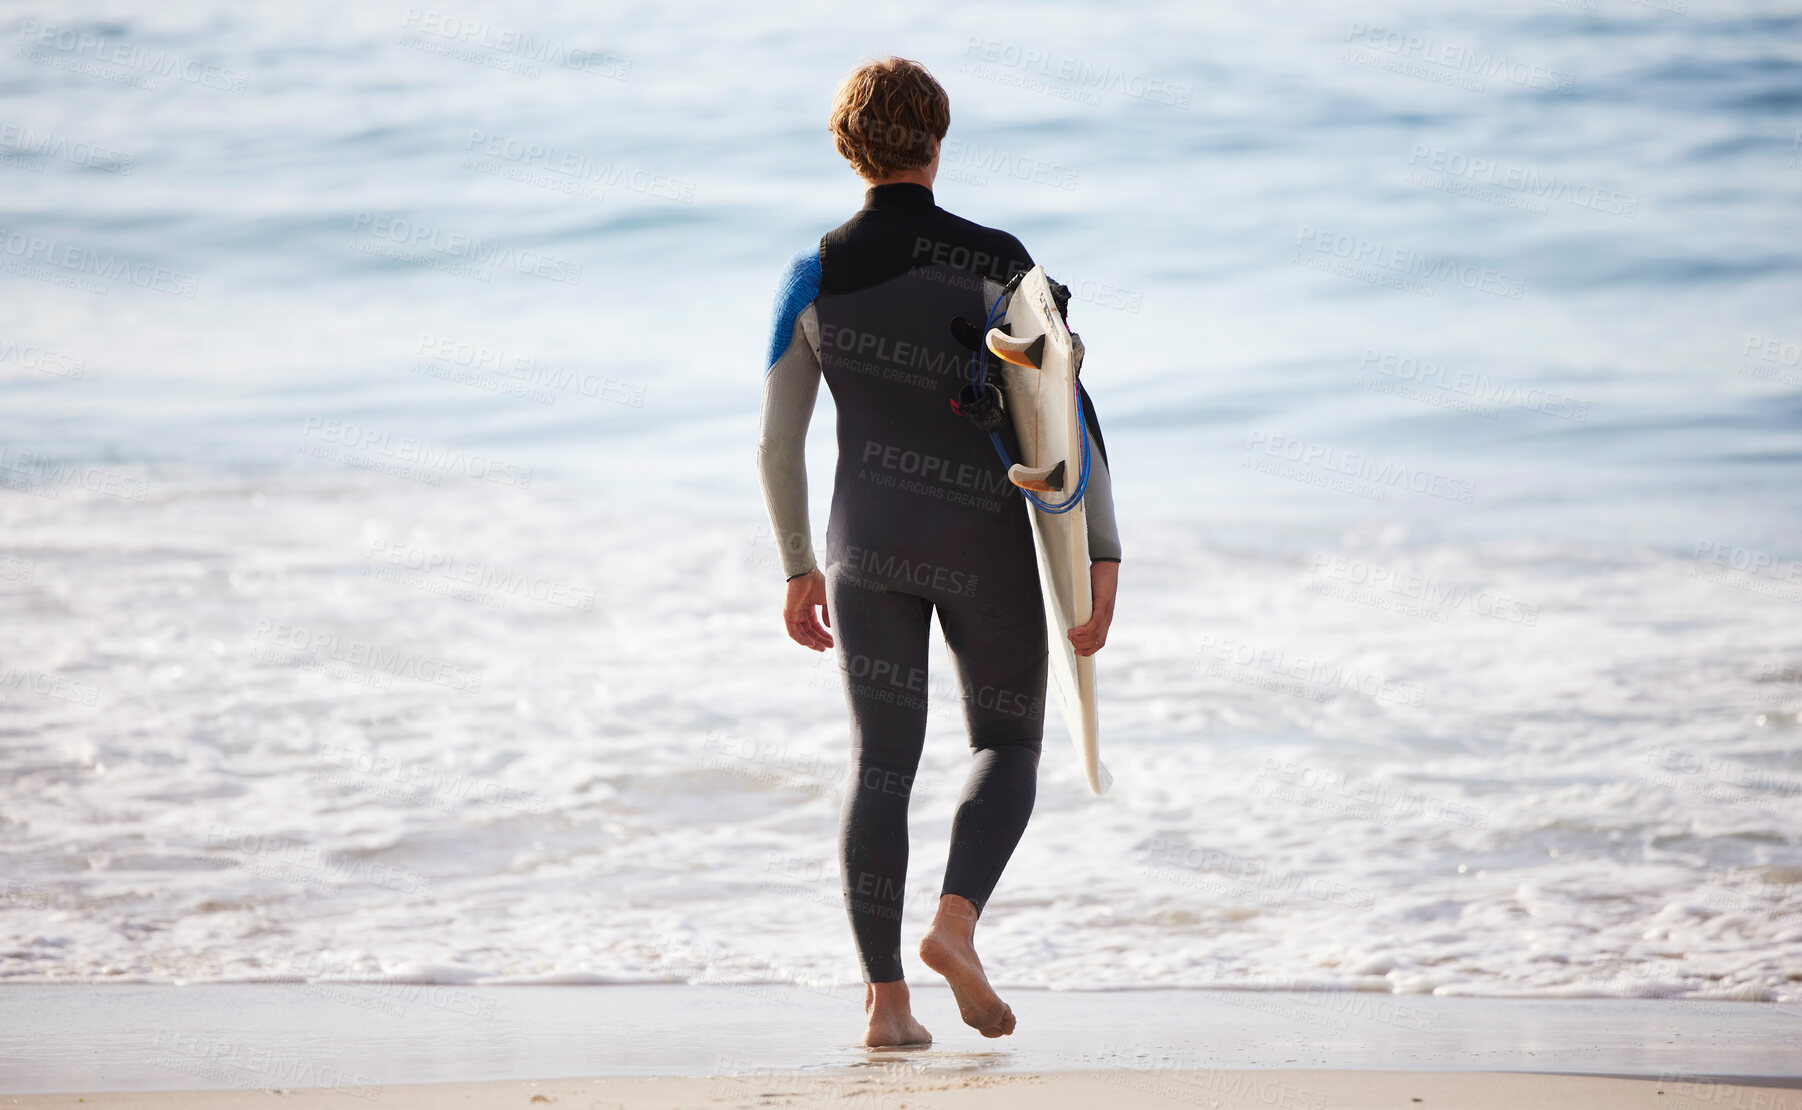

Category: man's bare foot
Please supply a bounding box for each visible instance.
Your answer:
[918,894,1016,1038]
[864,979,932,1048]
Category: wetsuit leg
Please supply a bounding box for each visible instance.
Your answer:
[827,566,932,983]
[935,579,1048,914]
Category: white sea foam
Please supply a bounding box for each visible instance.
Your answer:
[0,473,1797,999]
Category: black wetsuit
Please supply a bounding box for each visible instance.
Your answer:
[757,183,1119,983]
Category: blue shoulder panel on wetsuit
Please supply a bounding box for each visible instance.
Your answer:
[766,247,822,372]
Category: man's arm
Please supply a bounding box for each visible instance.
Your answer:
[757,248,833,650]
[1062,296,1120,657]
[757,248,824,579]
[1070,397,1120,657]
[757,309,822,579]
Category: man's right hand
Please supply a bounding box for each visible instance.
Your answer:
[784,568,833,651]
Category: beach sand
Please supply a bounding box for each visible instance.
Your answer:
[4,984,1798,1108]
[13,1069,1802,1110]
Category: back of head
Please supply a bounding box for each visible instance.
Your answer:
[828,57,950,182]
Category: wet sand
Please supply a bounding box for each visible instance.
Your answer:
[3,983,1798,1107]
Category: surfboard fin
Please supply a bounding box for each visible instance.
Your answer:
[986,327,1045,369]
[1009,459,1065,492]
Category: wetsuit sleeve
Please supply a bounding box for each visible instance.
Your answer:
[757,248,824,579]
[1083,442,1121,562]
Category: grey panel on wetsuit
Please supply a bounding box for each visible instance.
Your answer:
[1083,450,1121,562]
[756,305,823,578]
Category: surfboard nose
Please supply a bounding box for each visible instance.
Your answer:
[985,327,1045,369]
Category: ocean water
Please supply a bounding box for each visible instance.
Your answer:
[2,0,1801,1003]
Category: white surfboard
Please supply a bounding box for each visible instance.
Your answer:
[986,266,1112,795]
